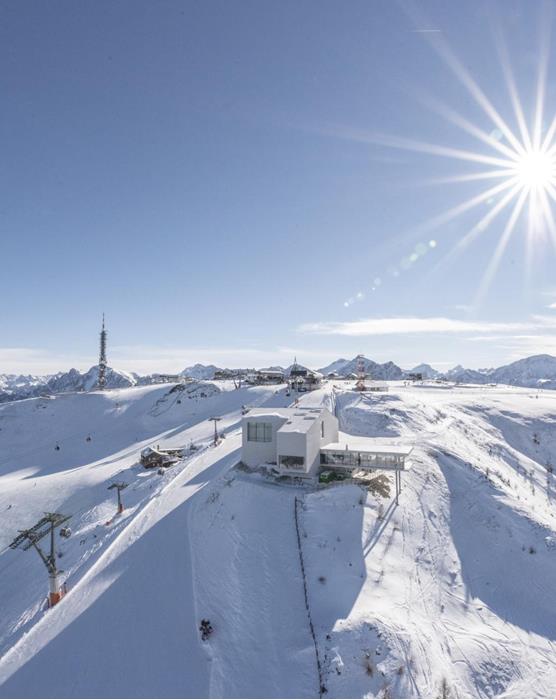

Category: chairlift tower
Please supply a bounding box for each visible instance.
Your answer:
[355,354,367,392]
[108,481,128,514]
[209,416,222,446]
[98,313,107,390]
[9,512,71,607]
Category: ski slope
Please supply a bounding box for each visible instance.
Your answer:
[0,381,291,697]
[1,381,556,697]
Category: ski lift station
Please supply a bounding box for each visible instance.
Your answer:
[241,407,412,491]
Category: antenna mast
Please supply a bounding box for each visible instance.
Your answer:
[98,314,107,390]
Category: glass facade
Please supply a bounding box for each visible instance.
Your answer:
[247,422,272,442]
[279,455,305,470]
[321,451,403,468]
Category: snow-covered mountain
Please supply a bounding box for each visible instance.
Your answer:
[1,366,142,403]
[408,363,440,379]
[442,355,556,388]
[318,358,350,375]
[3,354,556,404]
[318,356,404,380]
[318,354,556,389]
[181,363,222,380]
[490,354,556,389]
[443,364,490,384]
[0,374,47,401]
[48,366,137,393]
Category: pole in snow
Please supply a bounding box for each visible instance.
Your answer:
[108,482,128,514]
[9,512,71,607]
[209,416,222,446]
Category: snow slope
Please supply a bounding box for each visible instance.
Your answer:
[0,381,290,697]
[186,383,556,698]
[2,380,556,698]
[299,385,556,698]
[188,388,332,698]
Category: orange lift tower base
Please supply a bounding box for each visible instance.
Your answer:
[9,512,71,608]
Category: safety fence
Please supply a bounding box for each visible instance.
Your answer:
[294,496,326,697]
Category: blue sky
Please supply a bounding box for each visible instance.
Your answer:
[2,0,556,374]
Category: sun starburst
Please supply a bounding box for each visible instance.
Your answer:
[369,9,556,303]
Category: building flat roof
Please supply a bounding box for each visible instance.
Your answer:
[321,440,413,457]
[245,406,326,433]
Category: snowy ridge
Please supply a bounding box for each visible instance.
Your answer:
[3,354,556,405]
[319,357,405,380]
[0,365,167,403]
[320,353,556,389]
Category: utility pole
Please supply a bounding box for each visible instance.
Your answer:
[209,416,222,446]
[98,313,107,390]
[108,482,128,514]
[10,512,71,607]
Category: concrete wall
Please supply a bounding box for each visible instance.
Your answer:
[241,414,286,467]
[277,410,339,477]
[277,431,309,475]
[320,410,339,446]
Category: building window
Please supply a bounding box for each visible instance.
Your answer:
[247,422,272,442]
[279,455,305,470]
[321,421,325,438]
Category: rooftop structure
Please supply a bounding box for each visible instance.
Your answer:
[288,359,323,392]
[245,369,286,385]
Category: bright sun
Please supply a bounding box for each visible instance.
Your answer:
[369,20,556,303]
[514,149,556,189]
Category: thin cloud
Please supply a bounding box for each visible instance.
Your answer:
[298,317,534,337]
[0,345,342,376]
[0,348,96,375]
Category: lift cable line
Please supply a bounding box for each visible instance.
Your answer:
[9,512,71,607]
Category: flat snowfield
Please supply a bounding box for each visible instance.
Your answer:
[0,381,556,698]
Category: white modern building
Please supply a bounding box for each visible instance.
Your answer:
[241,407,339,478]
[241,406,413,491]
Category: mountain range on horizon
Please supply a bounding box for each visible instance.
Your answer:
[2,353,556,403]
